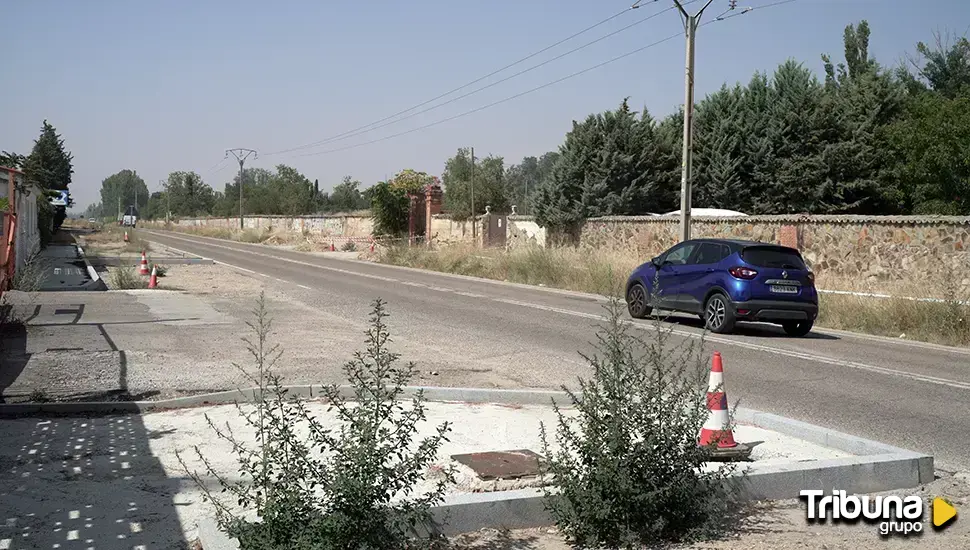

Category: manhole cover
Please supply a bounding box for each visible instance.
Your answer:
[450,449,544,480]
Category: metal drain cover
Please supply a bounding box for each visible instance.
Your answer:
[450,449,544,480]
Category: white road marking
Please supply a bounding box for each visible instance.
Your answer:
[146,231,970,391]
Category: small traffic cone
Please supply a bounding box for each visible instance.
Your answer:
[699,352,738,449]
[124,231,129,243]
[330,242,336,252]
[148,266,158,289]
[369,238,375,253]
[138,251,150,275]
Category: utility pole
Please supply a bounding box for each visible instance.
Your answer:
[672,0,715,242]
[160,179,169,223]
[469,147,476,243]
[226,148,257,229]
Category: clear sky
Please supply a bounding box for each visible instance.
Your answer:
[2,0,967,211]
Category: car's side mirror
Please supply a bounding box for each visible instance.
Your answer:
[650,257,661,267]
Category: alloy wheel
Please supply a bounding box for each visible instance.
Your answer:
[706,296,726,330]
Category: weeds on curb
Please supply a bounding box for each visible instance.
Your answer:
[341,241,357,252]
[539,292,740,548]
[176,294,454,550]
[109,265,144,289]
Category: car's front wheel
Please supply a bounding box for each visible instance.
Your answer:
[782,320,814,337]
[704,293,737,334]
[626,283,652,319]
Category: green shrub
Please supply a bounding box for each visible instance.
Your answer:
[340,241,357,252]
[178,295,454,550]
[539,296,740,548]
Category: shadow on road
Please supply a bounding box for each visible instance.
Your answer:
[655,313,839,341]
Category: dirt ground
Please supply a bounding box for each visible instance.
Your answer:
[448,473,970,549]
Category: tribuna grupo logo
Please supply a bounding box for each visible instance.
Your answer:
[800,490,925,536]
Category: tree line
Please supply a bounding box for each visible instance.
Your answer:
[87,20,969,235]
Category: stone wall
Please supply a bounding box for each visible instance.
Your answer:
[507,216,546,249]
[428,214,483,246]
[579,215,970,289]
[174,215,374,238]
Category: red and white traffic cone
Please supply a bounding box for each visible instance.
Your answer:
[138,251,150,275]
[699,351,738,449]
[369,238,375,253]
[124,231,129,243]
[330,242,336,252]
[148,265,158,289]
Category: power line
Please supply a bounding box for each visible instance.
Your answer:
[296,32,682,158]
[272,2,688,157]
[263,1,667,157]
[294,0,799,159]
[715,0,798,22]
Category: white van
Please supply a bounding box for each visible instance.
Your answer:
[122,205,138,228]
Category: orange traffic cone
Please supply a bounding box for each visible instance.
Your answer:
[369,238,375,253]
[148,265,158,289]
[699,352,738,449]
[138,251,150,275]
[124,231,129,243]
[330,242,336,252]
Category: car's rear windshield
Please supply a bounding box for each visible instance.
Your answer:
[741,246,806,269]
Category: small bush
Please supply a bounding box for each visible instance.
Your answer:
[178,294,454,550]
[341,241,357,252]
[237,228,269,243]
[152,264,168,278]
[109,265,144,289]
[540,296,739,548]
[12,240,49,293]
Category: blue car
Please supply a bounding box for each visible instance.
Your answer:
[625,239,819,336]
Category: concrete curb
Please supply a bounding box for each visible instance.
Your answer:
[25,384,927,543]
[75,245,102,284]
[85,256,214,266]
[0,385,564,416]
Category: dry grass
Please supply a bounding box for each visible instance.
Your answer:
[166,223,343,252]
[378,244,970,348]
[379,244,639,297]
[815,275,970,347]
[78,223,152,256]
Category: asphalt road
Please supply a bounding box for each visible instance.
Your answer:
[143,229,970,473]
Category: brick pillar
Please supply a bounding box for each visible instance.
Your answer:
[778,224,799,249]
[424,185,443,246]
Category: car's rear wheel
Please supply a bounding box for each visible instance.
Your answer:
[626,283,652,319]
[704,293,736,334]
[782,320,814,337]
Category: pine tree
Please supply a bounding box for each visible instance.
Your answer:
[693,84,748,211]
[23,120,74,191]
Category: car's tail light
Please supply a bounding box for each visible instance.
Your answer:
[729,266,758,280]
[806,272,815,286]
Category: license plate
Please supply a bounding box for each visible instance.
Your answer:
[770,285,798,294]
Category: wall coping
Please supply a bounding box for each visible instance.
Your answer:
[178,213,372,221]
[586,214,970,226]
